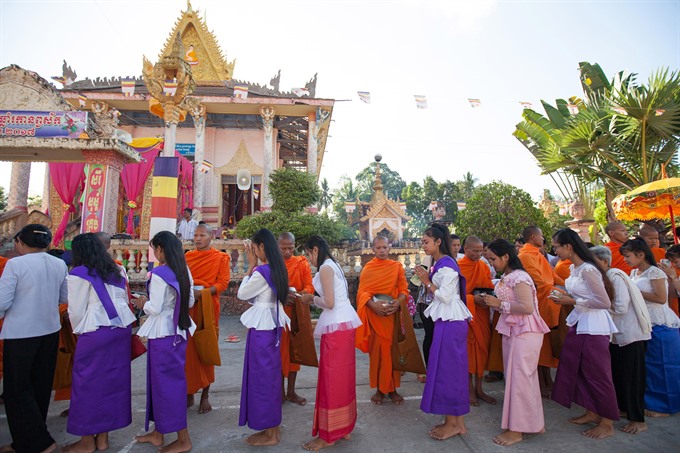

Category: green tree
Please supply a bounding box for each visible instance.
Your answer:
[331,176,361,222]
[269,168,320,213]
[319,178,333,211]
[354,162,406,201]
[401,177,461,236]
[456,172,478,200]
[0,186,7,212]
[457,182,548,241]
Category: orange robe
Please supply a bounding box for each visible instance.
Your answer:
[0,256,7,381]
[670,267,680,317]
[554,259,572,281]
[458,256,494,377]
[651,247,666,264]
[355,258,409,393]
[605,241,633,275]
[281,255,314,377]
[519,243,565,368]
[54,303,75,401]
[184,247,230,394]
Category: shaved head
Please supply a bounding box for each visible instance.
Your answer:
[195,223,212,234]
[94,231,111,250]
[605,221,625,234]
[373,236,389,246]
[278,232,295,260]
[463,236,484,261]
[372,235,390,260]
[639,225,660,248]
[605,221,629,244]
[638,225,658,236]
[278,232,295,242]
[463,236,483,247]
[522,226,543,247]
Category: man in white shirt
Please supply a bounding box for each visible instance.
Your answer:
[177,208,199,240]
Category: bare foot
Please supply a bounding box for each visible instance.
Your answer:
[95,433,108,451]
[388,392,404,405]
[159,439,192,453]
[428,423,445,434]
[417,374,426,384]
[342,435,351,441]
[582,423,614,439]
[286,392,307,406]
[0,445,13,453]
[40,443,57,453]
[620,421,647,434]
[430,423,467,440]
[136,431,164,446]
[476,389,497,405]
[245,428,280,446]
[469,392,479,407]
[62,437,96,453]
[186,394,195,408]
[370,391,384,405]
[198,397,212,414]
[60,408,70,417]
[645,410,669,418]
[302,438,335,451]
[569,412,600,425]
[493,430,523,446]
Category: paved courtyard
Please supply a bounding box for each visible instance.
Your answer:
[1,315,677,452]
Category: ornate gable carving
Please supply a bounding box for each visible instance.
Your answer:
[159,1,236,84]
[214,140,262,176]
[0,65,74,111]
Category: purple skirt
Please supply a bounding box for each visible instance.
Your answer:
[145,335,188,433]
[552,326,620,420]
[67,326,132,436]
[420,320,469,416]
[239,328,282,430]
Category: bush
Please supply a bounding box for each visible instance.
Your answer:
[269,168,320,213]
[235,211,352,247]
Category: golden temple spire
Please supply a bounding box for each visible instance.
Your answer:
[372,153,385,202]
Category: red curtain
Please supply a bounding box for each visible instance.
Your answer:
[49,162,86,247]
[121,148,161,234]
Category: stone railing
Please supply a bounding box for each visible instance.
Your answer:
[0,209,27,243]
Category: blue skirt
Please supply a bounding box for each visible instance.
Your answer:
[645,325,680,414]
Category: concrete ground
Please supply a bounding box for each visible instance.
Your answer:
[1,315,677,452]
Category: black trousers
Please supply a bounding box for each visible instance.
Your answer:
[610,340,647,422]
[418,303,435,366]
[3,331,59,453]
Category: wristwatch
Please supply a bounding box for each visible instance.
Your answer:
[426,282,433,289]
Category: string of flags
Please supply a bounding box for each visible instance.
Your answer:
[78,94,87,108]
[197,160,213,173]
[163,78,178,96]
[414,95,428,109]
[122,79,136,97]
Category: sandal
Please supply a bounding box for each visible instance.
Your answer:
[224,335,240,343]
[417,374,426,383]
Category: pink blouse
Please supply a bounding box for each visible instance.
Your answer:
[494,270,550,337]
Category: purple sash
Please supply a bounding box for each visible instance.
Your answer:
[70,266,127,322]
[254,264,281,345]
[429,255,467,302]
[146,265,182,330]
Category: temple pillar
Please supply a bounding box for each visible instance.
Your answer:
[41,164,50,213]
[307,111,318,176]
[80,150,126,234]
[8,162,31,211]
[260,106,275,209]
[190,104,207,209]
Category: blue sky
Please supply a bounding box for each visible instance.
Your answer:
[1,0,679,201]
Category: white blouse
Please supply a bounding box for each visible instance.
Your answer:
[424,266,473,322]
[66,268,137,334]
[565,262,617,335]
[312,259,362,337]
[238,270,291,331]
[630,266,680,329]
[607,268,652,346]
[136,271,196,340]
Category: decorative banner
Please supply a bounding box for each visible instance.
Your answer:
[0,110,88,138]
[78,94,87,108]
[51,75,73,86]
[344,201,356,213]
[292,87,309,97]
[81,164,108,233]
[414,95,428,109]
[456,201,467,210]
[468,98,481,108]
[398,201,407,212]
[358,91,371,104]
[163,78,178,96]
[198,160,213,173]
[253,187,260,200]
[656,109,665,116]
[121,79,136,97]
[234,84,249,99]
[428,200,438,211]
[175,143,195,156]
[567,104,579,115]
[519,101,533,109]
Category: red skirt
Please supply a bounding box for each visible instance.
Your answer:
[313,328,357,443]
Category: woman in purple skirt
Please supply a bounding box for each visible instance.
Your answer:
[413,223,472,441]
[550,229,619,440]
[63,233,137,452]
[134,231,195,453]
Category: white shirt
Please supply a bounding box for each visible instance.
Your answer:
[312,259,362,337]
[630,266,680,329]
[136,270,196,340]
[177,218,198,240]
[238,270,291,331]
[66,267,137,334]
[424,266,473,323]
[607,268,651,346]
[0,253,68,339]
[565,262,617,335]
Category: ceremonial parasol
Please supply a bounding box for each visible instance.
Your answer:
[612,177,680,244]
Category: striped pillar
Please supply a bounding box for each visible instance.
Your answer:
[148,157,179,263]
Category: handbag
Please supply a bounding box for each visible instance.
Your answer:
[53,309,76,390]
[131,334,147,360]
[289,297,318,367]
[549,305,572,359]
[391,298,427,375]
[193,288,222,366]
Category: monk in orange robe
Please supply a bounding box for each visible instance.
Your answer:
[278,232,314,405]
[185,224,230,413]
[662,245,680,316]
[518,226,564,396]
[639,225,667,263]
[458,236,496,406]
[604,221,633,274]
[554,259,572,281]
[355,236,409,405]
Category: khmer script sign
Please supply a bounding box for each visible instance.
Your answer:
[0,110,88,138]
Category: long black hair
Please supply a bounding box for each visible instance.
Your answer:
[553,228,614,299]
[72,233,121,283]
[304,235,337,268]
[150,231,191,331]
[423,223,454,258]
[15,224,52,249]
[620,237,658,267]
[252,228,289,305]
[488,239,525,272]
